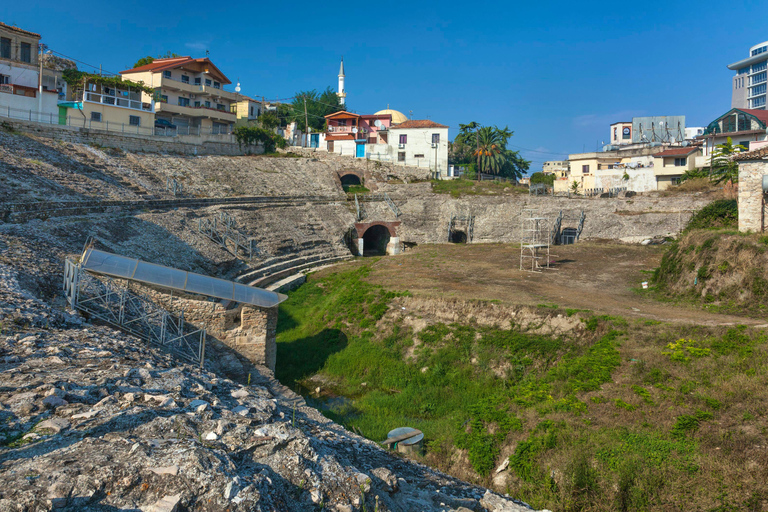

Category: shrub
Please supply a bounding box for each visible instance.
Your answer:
[685,200,737,231]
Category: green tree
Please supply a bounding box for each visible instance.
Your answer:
[473,126,506,176]
[133,56,154,68]
[258,111,279,130]
[450,123,529,181]
[708,137,747,186]
[289,87,344,132]
[530,172,555,186]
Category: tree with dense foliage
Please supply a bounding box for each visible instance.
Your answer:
[449,122,529,180]
[530,172,555,186]
[233,126,287,153]
[133,56,154,68]
[708,137,747,186]
[288,87,345,132]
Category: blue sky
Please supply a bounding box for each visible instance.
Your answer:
[5,1,768,171]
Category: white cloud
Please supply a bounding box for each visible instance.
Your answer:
[185,41,209,51]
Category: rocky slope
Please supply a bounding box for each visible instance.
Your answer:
[0,263,536,512]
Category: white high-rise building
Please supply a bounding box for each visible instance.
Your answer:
[337,57,346,106]
[728,41,768,110]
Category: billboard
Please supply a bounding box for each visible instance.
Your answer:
[632,116,686,144]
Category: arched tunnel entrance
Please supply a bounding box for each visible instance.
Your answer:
[449,230,467,244]
[353,221,401,256]
[362,225,390,256]
[340,174,362,189]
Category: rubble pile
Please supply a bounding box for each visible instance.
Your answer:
[0,264,534,511]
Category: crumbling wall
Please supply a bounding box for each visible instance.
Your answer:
[738,160,767,232]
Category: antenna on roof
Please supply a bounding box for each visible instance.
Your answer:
[205,49,209,57]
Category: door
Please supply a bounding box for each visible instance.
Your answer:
[58,106,68,125]
[355,142,365,158]
[310,133,319,148]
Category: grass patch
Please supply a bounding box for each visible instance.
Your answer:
[431,178,525,198]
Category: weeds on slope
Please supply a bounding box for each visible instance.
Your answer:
[276,264,768,511]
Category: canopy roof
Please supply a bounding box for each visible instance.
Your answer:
[81,248,286,308]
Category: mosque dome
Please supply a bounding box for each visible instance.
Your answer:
[374,109,408,125]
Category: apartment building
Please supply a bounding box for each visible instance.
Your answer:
[58,75,155,131]
[728,41,768,110]
[121,57,238,133]
[0,22,60,118]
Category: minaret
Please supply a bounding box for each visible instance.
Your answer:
[337,57,346,106]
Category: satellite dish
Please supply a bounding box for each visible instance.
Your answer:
[374,120,382,128]
[352,127,358,133]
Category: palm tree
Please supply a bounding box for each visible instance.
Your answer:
[709,137,747,186]
[473,126,507,176]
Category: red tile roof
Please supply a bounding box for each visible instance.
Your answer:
[121,57,230,84]
[653,146,701,157]
[733,145,768,161]
[390,120,448,129]
[324,133,356,141]
[324,111,360,120]
[0,22,40,38]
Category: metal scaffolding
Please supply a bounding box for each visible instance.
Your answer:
[198,211,258,260]
[520,209,551,272]
[64,258,206,367]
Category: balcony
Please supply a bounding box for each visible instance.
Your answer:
[159,78,239,101]
[74,91,153,112]
[0,83,37,98]
[156,102,235,121]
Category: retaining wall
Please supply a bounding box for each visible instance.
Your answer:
[1,116,260,156]
[738,160,767,232]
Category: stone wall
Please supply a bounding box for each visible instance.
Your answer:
[285,146,431,182]
[1,117,261,156]
[134,286,277,372]
[738,160,767,232]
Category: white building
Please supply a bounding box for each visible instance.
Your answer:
[0,22,61,121]
[728,41,768,110]
[388,120,449,178]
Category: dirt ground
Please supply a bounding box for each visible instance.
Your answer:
[353,241,768,328]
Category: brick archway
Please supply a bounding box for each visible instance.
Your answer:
[353,221,402,256]
[338,169,364,183]
[354,221,400,239]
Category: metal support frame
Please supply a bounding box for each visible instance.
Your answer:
[166,177,183,197]
[520,208,551,273]
[550,210,586,245]
[198,211,258,260]
[383,193,401,217]
[63,261,206,367]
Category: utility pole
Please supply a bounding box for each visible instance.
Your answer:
[37,43,44,122]
[476,127,480,181]
[303,95,309,148]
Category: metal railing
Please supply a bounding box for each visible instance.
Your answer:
[0,105,235,140]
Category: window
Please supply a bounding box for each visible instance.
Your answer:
[91,112,102,122]
[159,94,168,103]
[739,140,750,149]
[194,77,201,85]
[582,164,590,174]
[216,103,225,111]
[213,81,220,89]
[178,97,190,107]
[163,70,171,78]
[337,119,347,127]
[751,71,766,85]
[674,157,686,166]
[753,96,767,108]
[753,62,767,73]
[204,101,211,108]
[250,106,254,116]
[414,153,425,158]
[398,152,405,162]
[205,79,212,86]
[738,66,750,75]
[0,38,10,59]
[752,45,767,57]
[399,134,407,144]
[751,83,767,96]
[432,133,440,144]
[0,74,9,84]
[194,101,201,107]
[738,113,750,131]
[20,43,31,63]
[129,115,140,126]
[181,75,189,84]
[723,114,736,132]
